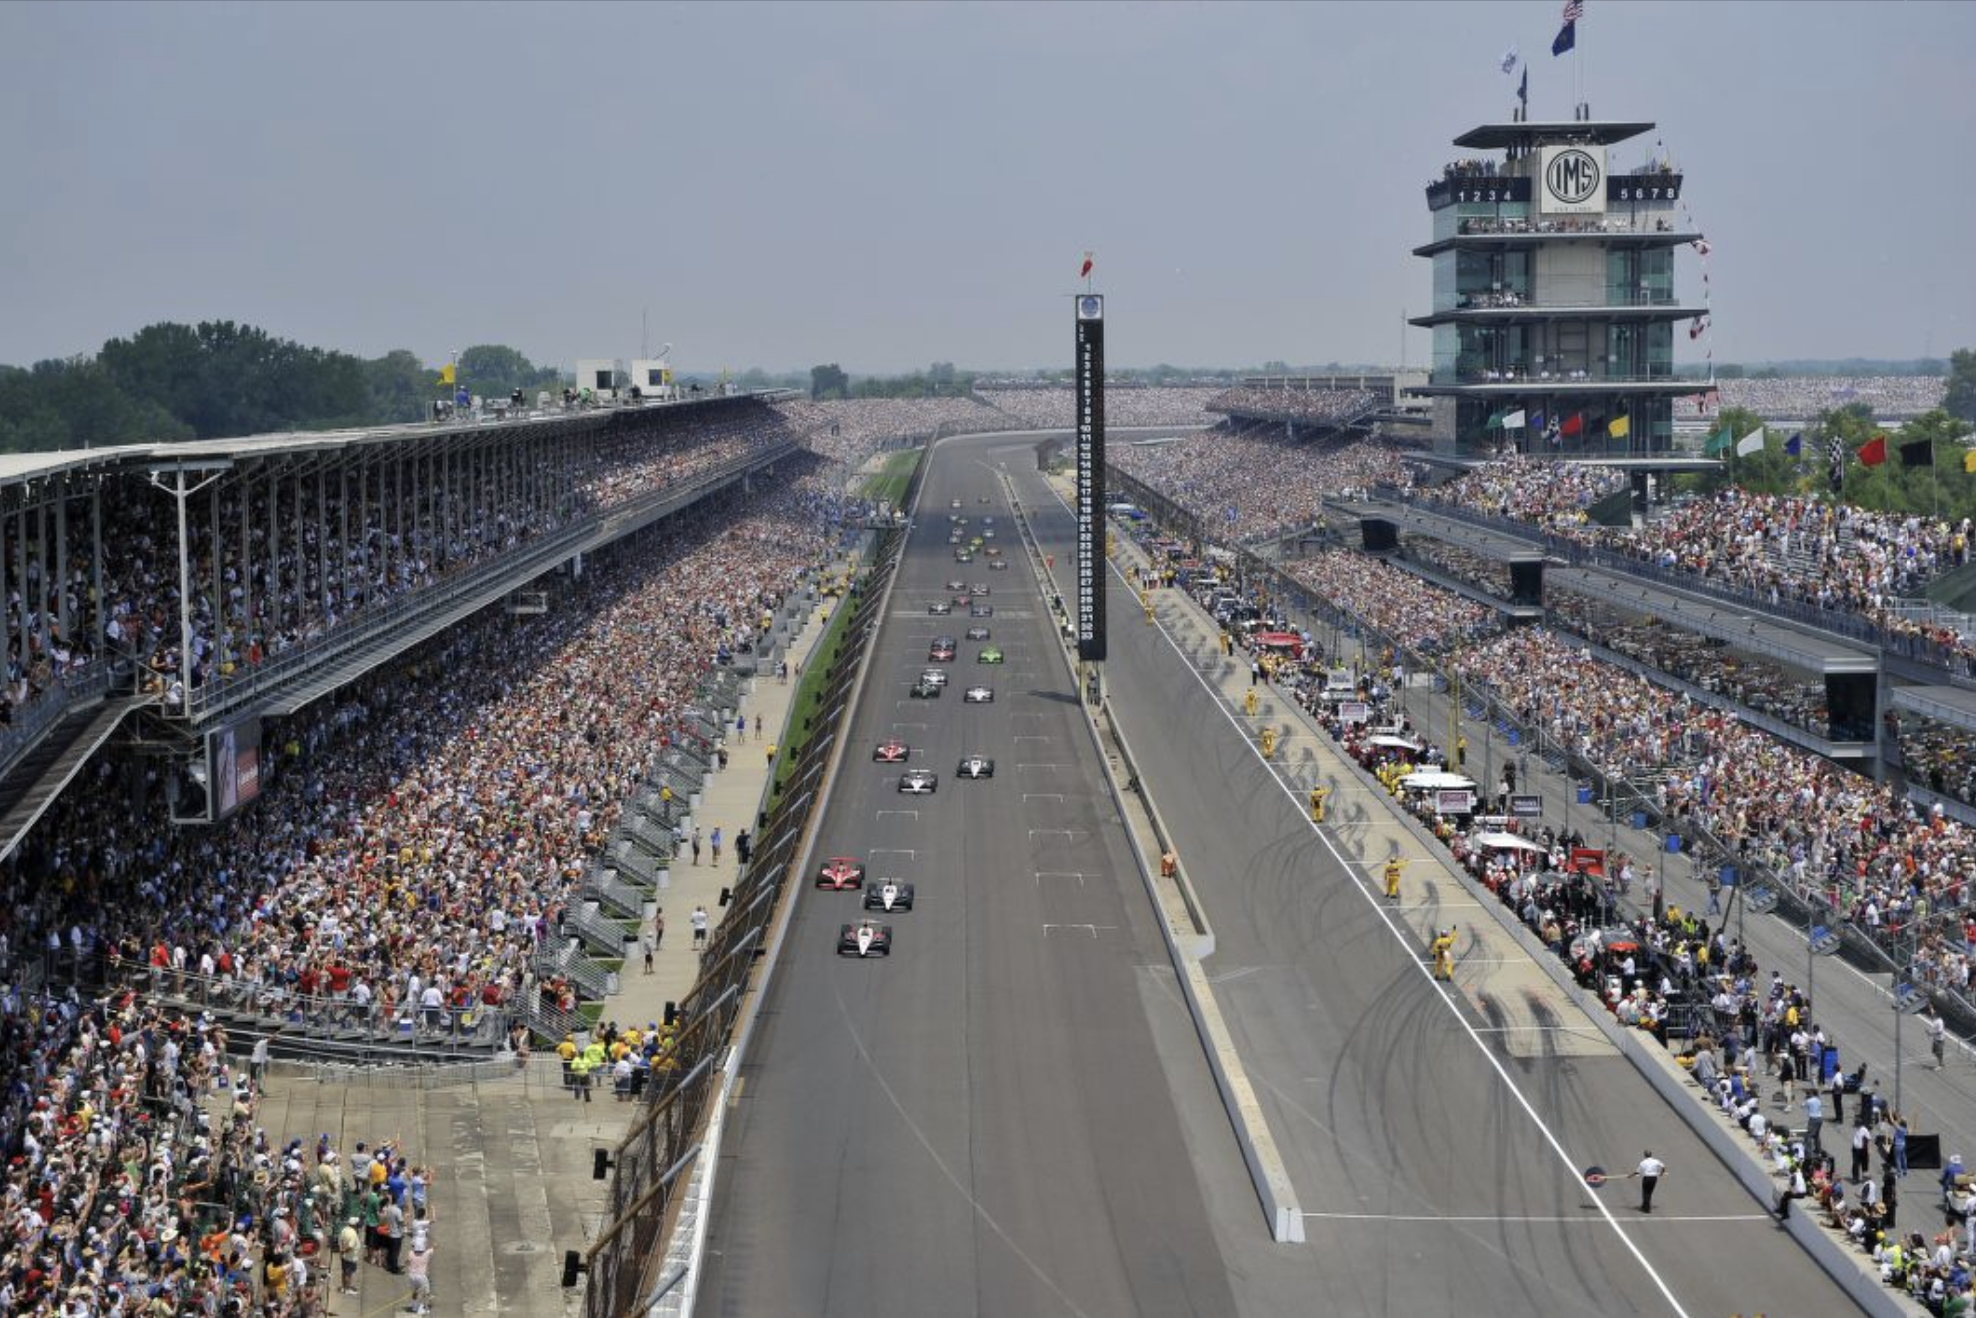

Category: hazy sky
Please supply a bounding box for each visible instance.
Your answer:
[4,1,1972,375]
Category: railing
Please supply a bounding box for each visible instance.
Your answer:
[1446,289,1680,312]
[126,961,515,1050]
[1433,364,1693,386]
[177,443,795,724]
[0,660,117,778]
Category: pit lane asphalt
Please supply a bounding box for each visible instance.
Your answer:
[1008,440,1863,1317]
[696,436,1240,1318]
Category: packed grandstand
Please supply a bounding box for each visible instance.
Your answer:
[0,386,1973,1313]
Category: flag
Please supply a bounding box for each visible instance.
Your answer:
[1692,238,1712,257]
[1608,414,1630,439]
[1500,44,1520,75]
[1554,0,1583,54]
[1964,447,1976,474]
[1688,316,1708,340]
[1518,67,1529,111]
[1560,412,1584,437]
[1736,426,1766,457]
[1080,252,1094,279]
[1858,435,1888,467]
[1785,433,1803,457]
[1899,439,1934,468]
[436,363,456,386]
[1529,410,1546,432]
[1503,408,1527,429]
[1704,428,1733,457]
[1484,409,1507,430]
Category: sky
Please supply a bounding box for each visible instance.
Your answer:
[3,1,1973,377]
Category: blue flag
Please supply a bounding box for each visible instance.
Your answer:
[1785,433,1803,457]
[1551,20,1576,55]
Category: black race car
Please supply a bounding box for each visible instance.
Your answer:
[909,677,943,699]
[816,856,866,890]
[956,755,995,779]
[863,879,915,912]
[898,769,938,794]
[839,920,894,956]
[963,686,994,704]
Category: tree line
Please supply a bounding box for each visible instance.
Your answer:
[0,322,564,453]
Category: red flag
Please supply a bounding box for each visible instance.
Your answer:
[1560,412,1584,437]
[1857,435,1887,467]
[1079,252,1094,279]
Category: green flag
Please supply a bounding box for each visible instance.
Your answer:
[1703,427,1733,456]
[1484,409,1507,430]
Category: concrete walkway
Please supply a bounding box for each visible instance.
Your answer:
[257,575,842,1318]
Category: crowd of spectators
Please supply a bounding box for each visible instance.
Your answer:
[1544,587,1839,740]
[1282,549,1501,656]
[1110,427,1418,541]
[1449,625,1976,997]
[1902,712,1976,814]
[1440,456,1627,530]
[1205,386,1384,428]
[1,405,802,735]
[1673,377,1949,422]
[773,398,1011,467]
[0,449,855,1306]
[1396,536,1515,600]
[971,385,1220,431]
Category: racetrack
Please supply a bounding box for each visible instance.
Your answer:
[697,436,1239,1318]
[698,430,1863,1317]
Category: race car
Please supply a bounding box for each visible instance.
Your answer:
[864,879,915,912]
[977,646,1004,664]
[918,668,949,687]
[928,601,953,615]
[989,558,1009,571]
[983,515,996,524]
[982,529,996,540]
[963,686,994,703]
[965,625,991,641]
[983,545,1003,557]
[954,551,973,563]
[872,738,909,763]
[816,857,866,890]
[969,602,993,617]
[946,579,965,592]
[898,769,938,794]
[950,498,963,509]
[970,584,990,596]
[951,593,971,606]
[839,920,893,956]
[909,677,943,699]
[978,496,990,505]
[929,638,957,661]
[957,754,995,779]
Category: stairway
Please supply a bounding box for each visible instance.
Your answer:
[0,694,147,860]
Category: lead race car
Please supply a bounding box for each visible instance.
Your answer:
[956,754,995,779]
[963,685,995,704]
[863,878,915,912]
[838,920,894,957]
[873,738,910,763]
[816,856,866,890]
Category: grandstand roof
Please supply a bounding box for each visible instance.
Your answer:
[0,393,769,491]
[1451,120,1654,150]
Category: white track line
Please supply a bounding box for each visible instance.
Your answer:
[1110,544,1698,1318]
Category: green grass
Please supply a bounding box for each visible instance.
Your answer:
[579,1001,605,1027]
[766,592,861,814]
[860,448,922,506]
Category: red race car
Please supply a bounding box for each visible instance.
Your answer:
[872,739,910,763]
[816,856,867,890]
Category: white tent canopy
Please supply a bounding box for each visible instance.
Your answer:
[1474,831,1546,853]
[1399,770,1476,791]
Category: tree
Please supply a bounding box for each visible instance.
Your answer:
[1944,348,1976,425]
[455,344,560,401]
[810,363,849,400]
[364,350,437,423]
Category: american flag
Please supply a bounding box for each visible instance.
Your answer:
[1562,0,1584,21]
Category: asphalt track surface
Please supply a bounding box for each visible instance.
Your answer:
[698,437,1239,1317]
[700,431,1860,1317]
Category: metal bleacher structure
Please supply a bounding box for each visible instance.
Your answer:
[0,392,812,1061]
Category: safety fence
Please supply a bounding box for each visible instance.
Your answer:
[580,496,916,1316]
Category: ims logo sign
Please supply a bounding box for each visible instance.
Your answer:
[1545,148,1602,204]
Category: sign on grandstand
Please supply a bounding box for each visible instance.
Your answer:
[1075,296,1106,663]
[1539,144,1606,215]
